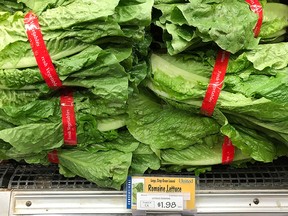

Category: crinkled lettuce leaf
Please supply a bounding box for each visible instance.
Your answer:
[259,3,288,41]
[58,149,132,190]
[153,1,288,55]
[127,90,279,164]
[130,143,161,174]
[127,90,221,150]
[154,0,259,54]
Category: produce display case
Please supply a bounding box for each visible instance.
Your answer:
[1,0,288,215]
[1,157,288,215]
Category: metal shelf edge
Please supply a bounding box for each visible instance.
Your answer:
[5,189,288,215]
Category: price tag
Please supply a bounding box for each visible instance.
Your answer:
[137,193,183,211]
[126,176,196,211]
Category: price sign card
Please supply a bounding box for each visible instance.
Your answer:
[126,176,196,211]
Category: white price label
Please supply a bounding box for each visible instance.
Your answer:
[136,193,183,211]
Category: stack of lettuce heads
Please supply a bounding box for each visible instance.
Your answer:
[0,0,156,189]
[0,0,288,190]
[143,0,288,171]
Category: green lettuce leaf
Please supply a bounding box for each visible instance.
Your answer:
[0,0,26,13]
[154,0,259,54]
[0,122,63,154]
[83,131,139,153]
[153,1,288,55]
[127,90,221,150]
[130,143,161,174]
[161,137,250,166]
[58,149,132,190]
[259,3,288,40]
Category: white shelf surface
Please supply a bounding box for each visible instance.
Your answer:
[1,189,288,215]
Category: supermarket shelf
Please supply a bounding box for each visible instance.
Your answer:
[0,163,15,188]
[9,190,129,215]
[8,164,98,190]
[1,158,288,215]
[2,189,288,215]
[197,159,288,190]
[6,157,288,190]
[0,190,11,216]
